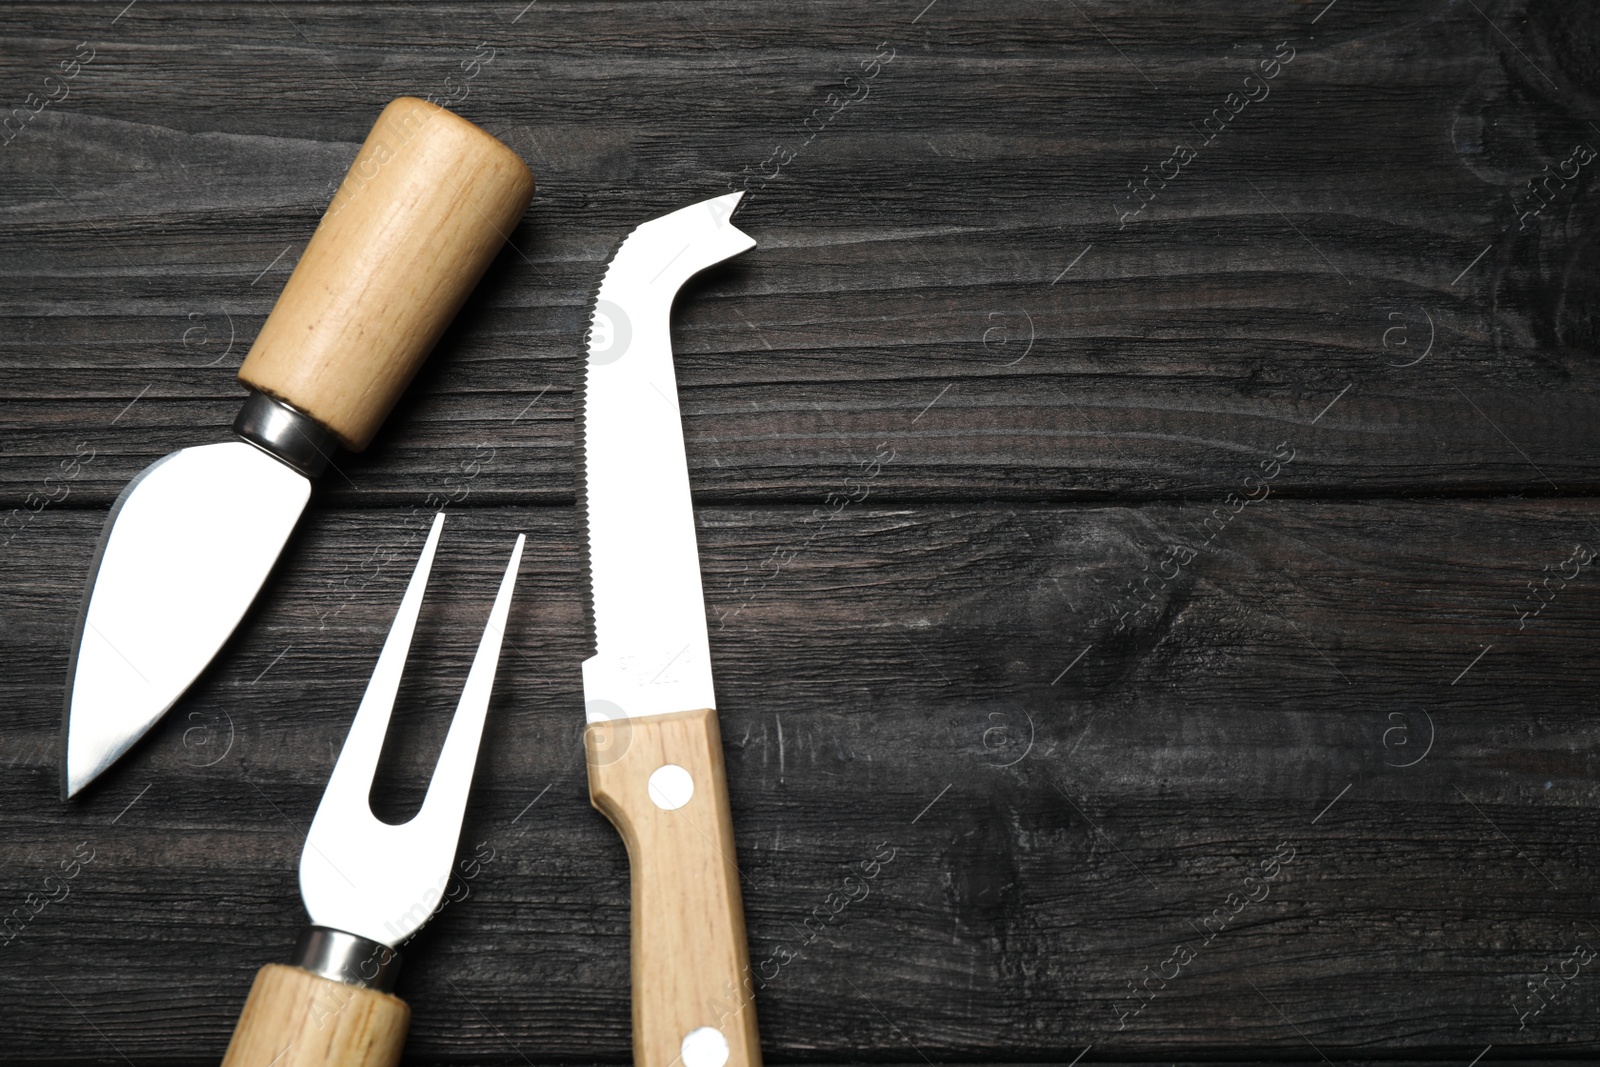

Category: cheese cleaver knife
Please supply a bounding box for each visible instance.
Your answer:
[62,98,534,799]
[580,192,762,1067]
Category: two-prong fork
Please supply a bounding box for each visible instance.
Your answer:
[221,512,523,1067]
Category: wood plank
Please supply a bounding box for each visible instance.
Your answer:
[2,1,1599,507]
[1,499,1597,1060]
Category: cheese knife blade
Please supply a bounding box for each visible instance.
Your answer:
[63,439,310,799]
[581,193,753,722]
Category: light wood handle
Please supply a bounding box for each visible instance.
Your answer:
[585,707,763,1067]
[238,97,534,451]
[221,964,409,1067]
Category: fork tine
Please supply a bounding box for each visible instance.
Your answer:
[416,532,525,836]
[317,512,446,821]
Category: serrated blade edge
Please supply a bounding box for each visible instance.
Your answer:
[578,193,753,723]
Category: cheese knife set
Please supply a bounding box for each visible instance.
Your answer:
[59,98,763,1067]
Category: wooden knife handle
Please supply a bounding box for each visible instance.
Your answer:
[221,964,409,1067]
[585,707,763,1067]
[238,96,534,451]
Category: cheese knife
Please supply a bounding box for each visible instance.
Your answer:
[63,97,534,799]
[580,192,762,1067]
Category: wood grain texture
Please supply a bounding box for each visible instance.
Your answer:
[0,0,1598,1063]
[2,501,1599,1063]
[586,708,762,1067]
[239,96,534,450]
[1,2,1598,506]
[221,963,409,1067]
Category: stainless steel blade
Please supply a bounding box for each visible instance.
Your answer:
[580,192,754,723]
[63,441,309,797]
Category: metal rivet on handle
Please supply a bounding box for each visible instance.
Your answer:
[647,764,695,810]
[681,1026,729,1067]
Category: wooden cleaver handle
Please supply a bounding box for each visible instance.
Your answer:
[585,707,763,1067]
[238,97,534,451]
[221,963,409,1067]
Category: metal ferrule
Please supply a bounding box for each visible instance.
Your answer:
[290,926,402,993]
[232,389,340,478]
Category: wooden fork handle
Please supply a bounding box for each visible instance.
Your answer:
[221,964,409,1067]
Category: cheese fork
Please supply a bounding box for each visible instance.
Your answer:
[221,512,523,1067]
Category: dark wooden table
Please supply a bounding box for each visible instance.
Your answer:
[3,1,1599,1063]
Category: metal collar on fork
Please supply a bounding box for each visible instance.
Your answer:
[291,926,401,993]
